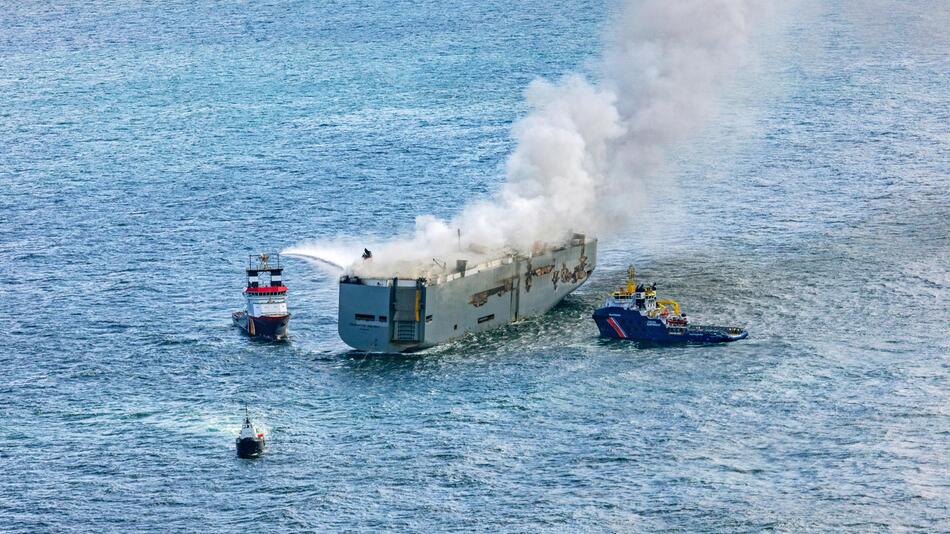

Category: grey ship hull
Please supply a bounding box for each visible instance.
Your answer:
[338,237,596,352]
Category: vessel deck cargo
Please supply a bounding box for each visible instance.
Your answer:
[339,234,596,352]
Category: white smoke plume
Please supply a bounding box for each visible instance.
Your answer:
[289,0,760,276]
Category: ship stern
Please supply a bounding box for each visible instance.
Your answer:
[338,276,427,352]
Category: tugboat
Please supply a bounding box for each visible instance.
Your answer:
[236,407,265,459]
[233,253,290,341]
[592,266,748,343]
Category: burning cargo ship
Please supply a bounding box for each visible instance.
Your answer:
[338,234,596,352]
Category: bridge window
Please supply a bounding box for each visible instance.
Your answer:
[477,314,494,324]
[355,313,375,322]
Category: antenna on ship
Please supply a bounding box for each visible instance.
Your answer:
[457,228,461,251]
[626,265,636,294]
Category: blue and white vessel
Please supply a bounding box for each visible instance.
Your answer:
[593,266,747,344]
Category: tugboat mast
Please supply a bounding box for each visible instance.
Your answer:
[626,265,636,294]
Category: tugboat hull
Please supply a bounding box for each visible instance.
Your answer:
[236,436,265,459]
[593,307,747,344]
[232,311,290,341]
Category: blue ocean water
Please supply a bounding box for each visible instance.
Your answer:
[2,0,948,531]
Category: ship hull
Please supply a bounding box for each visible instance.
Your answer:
[339,238,597,352]
[236,437,265,459]
[592,306,747,343]
[232,311,290,341]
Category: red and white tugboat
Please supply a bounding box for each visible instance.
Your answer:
[232,253,290,341]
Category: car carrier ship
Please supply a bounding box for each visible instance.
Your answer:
[338,234,596,352]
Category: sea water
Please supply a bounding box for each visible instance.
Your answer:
[1,1,948,531]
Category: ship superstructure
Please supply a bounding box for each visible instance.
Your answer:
[233,253,290,341]
[339,234,596,352]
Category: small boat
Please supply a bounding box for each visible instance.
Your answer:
[233,253,290,341]
[236,407,265,459]
[592,266,748,343]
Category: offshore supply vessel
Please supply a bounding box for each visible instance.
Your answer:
[592,266,747,343]
[339,234,596,352]
[233,253,290,341]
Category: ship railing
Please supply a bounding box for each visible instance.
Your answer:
[248,253,282,270]
[687,324,736,333]
[432,255,514,285]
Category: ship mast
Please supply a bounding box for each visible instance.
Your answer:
[626,265,636,294]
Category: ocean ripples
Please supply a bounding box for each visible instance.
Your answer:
[3,0,950,531]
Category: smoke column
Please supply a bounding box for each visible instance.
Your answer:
[289,0,760,274]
